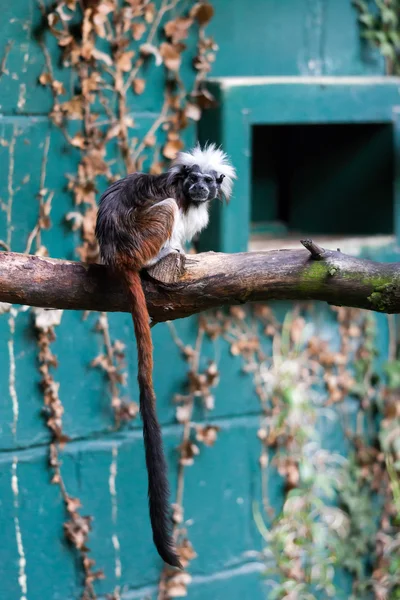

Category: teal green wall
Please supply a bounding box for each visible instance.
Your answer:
[0,2,396,599]
[210,0,383,77]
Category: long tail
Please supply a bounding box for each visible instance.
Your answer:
[123,269,181,568]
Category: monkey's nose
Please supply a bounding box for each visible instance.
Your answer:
[191,184,208,195]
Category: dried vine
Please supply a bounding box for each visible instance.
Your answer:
[158,320,220,598]
[34,307,105,600]
[198,304,400,600]
[40,0,216,424]
[37,1,218,597]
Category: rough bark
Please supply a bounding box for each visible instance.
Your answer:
[0,241,400,322]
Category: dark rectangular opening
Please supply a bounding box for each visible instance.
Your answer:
[251,123,394,239]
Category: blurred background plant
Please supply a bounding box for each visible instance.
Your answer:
[355,0,400,74]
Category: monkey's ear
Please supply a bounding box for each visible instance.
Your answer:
[216,174,231,203]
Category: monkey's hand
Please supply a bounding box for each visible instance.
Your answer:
[155,246,182,261]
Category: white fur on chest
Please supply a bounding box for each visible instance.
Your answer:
[170,202,209,249]
[181,203,209,242]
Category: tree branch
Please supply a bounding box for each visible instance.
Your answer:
[0,243,400,321]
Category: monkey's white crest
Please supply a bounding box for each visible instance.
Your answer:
[172,142,236,199]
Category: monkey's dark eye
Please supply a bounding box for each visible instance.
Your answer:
[204,175,214,184]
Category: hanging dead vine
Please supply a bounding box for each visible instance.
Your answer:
[36,1,218,597]
[158,319,220,598]
[39,0,217,426]
[33,306,105,600]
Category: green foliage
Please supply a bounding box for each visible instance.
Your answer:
[355,0,400,73]
[385,359,400,389]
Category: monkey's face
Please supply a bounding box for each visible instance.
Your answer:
[182,165,221,203]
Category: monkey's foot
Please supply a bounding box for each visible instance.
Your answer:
[146,251,186,283]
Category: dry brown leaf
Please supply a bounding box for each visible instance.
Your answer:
[206,361,219,384]
[163,138,184,160]
[171,503,184,524]
[81,41,95,61]
[68,180,96,206]
[179,439,200,466]
[173,109,188,130]
[203,394,214,410]
[230,306,246,320]
[167,130,179,141]
[82,149,108,177]
[66,496,82,513]
[257,428,268,440]
[132,22,146,40]
[167,572,192,594]
[47,12,59,28]
[91,353,110,370]
[196,425,220,447]
[114,401,139,422]
[348,324,361,337]
[160,42,182,71]
[65,211,84,231]
[133,78,145,95]
[166,582,188,598]
[176,404,191,424]
[82,72,102,96]
[82,7,93,41]
[190,2,214,25]
[39,72,52,86]
[264,325,276,337]
[178,538,197,565]
[59,95,84,118]
[95,0,114,15]
[150,161,163,175]
[191,87,217,109]
[185,103,201,121]
[182,345,196,359]
[113,340,125,354]
[52,80,66,95]
[144,134,156,147]
[92,2,113,38]
[70,133,86,149]
[64,514,92,550]
[51,472,61,484]
[193,53,211,72]
[124,115,135,128]
[117,50,135,72]
[144,2,155,23]
[67,41,81,66]
[164,17,193,44]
